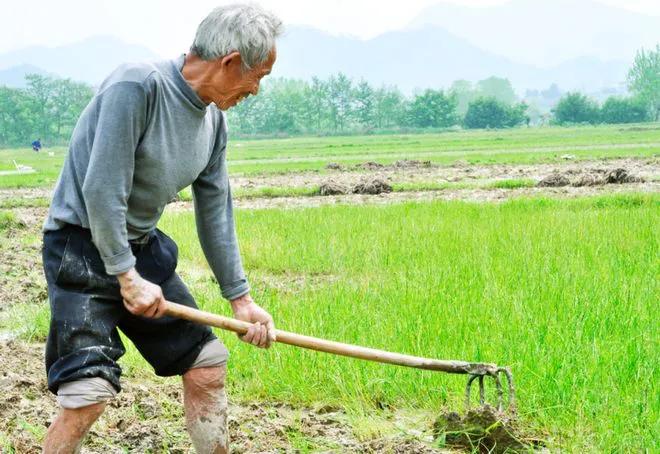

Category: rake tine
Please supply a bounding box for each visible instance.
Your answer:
[494,372,504,411]
[478,375,485,406]
[465,374,480,409]
[501,367,516,408]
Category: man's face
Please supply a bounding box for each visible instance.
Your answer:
[208,48,276,110]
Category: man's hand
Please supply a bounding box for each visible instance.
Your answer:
[117,268,166,318]
[231,293,276,348]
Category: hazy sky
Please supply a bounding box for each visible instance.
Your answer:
[2,0,659,57]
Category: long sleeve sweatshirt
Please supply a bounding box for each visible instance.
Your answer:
[43,55,249,300]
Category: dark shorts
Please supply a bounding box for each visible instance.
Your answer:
[42,224,216,394]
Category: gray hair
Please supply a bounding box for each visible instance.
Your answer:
[191,3,284,70]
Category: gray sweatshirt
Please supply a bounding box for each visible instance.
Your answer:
[44,55,249,300]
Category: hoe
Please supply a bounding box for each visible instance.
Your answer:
[163,300,515,411]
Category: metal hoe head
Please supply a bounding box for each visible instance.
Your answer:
[465,366,515,411]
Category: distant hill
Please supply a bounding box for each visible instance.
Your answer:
[0,35,161,85]
[0,64,54,87]
[276,25,630,93]
[409,0,660,67]
[0,26,638,94]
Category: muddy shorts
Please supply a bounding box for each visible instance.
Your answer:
[42,224,226,395]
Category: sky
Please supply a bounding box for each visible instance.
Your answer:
[1,0,659,57]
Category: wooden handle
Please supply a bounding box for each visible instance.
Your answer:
[163,301,497,376]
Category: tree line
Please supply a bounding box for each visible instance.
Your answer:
[0,75,93,147]
[0,45,657,147]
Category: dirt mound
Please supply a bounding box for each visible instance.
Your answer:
[325,162,344,170]
[355,161,385,170]
[537,173,571,187]
[434,406,543,453]
[352,179,393,195]
[605,168,642,184]
[393,159,433,168]
[572,173,604,187]
[546,168,645,187]
[318,180,349,195]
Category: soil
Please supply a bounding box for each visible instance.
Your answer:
[434,406,544,453]
[351,179,393,195]
[233,157,659,193]
[318,180,349,196]
[166,182,658,212]
[0,156,657,452]
[537,173,571,187]
[0,207,47,313]
[2,157,658,204]
[0,206,445,453]
[0,339,447,453]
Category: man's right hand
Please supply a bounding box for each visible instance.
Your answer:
[117,268,166,318]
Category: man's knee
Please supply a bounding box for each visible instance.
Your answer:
[183,365,227,395]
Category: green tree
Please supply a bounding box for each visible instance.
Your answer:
[449,80,477,116]
[353,80,375,128]
[25,74,56,141]
[627,44,660,121]
[259,78,308,134]
[552,92,600,125]
[464,97,527,129]
[600,96,650,124]
[305,77,329,131]
[373,86,404,128]
[327,73,353,131]
[49,78,94,140]
[507,102,530,127]
[476,77,517,105]
[407,89,458,128]
[0,87,35,146]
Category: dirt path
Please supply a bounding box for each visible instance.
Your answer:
[233,157,658,188]
[3,157,658,203]
[164,181,658,211]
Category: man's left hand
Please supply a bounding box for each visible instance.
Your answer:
[231,293,276,348]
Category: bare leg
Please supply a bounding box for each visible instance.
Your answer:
[183,366,229,454]
[43,402,106,454]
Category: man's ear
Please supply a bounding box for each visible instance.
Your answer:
[220,51,242,71]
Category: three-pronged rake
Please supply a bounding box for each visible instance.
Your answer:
[164,300,515,410]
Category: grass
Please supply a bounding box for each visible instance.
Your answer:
[0,197,50,209]
[159,193,660,450]
[176,178,534,202]
[2,193,657,450]
[1,123,657,450]
[486,178,536,189]
[0,147,67,188]
[0,211,25,231]
[2,123,659,187]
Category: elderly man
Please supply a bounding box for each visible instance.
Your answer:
[41,4,282,453]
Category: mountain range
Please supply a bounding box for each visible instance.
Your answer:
[409,0,659,67]
[0,0,657,95]
[0,35,160,86]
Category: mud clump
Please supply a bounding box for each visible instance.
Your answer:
[537,173,571,187]
[434,406,541,453]
[318,180,349,196]
[567,168,644,187]
[572,173,604,187]
[605,168,642,184]
[352,179,393,195]
[355,161,385,170]
[325,162,344,170]
[393,159,433,168]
